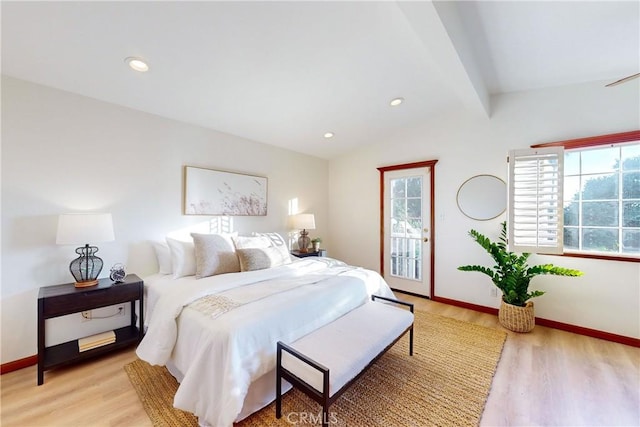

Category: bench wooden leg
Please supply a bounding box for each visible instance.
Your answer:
[409,324,414,356]
[276,346,282,418]
[276,378,282,418]
[322,366,330,427]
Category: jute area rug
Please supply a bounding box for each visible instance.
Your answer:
[125,310,506,427]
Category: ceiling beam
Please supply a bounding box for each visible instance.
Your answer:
[397,1,491,117]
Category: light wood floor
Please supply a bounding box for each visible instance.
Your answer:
[2,296,638,426]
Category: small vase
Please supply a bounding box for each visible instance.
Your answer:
[498,299,535,333]
[312,242,320,252]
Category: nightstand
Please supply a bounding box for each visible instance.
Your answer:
[37,274,144,385]
[291,249,327,258]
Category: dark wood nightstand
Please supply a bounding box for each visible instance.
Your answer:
[291,249,327,258]
[37,274,144,385]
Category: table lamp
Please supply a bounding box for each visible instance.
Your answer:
[290,213,315,253]
[56,213,115,287]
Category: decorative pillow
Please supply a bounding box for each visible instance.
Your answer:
[191,233,240,279]
[252,232,292,265]
[236,247,289,272]
[166,237,196,279]
[152,241,173,275]
[232,235,272,250]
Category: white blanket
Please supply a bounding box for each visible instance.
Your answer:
[136,258,394,427]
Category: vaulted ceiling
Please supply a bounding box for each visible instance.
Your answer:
[2,1,638,159]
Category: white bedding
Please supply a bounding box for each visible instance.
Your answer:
[137,258,394,427]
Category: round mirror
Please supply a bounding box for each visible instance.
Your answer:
[456,175,506,221]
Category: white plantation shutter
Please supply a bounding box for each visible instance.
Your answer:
[508,147,564,254]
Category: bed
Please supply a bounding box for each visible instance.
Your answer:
[137,254,394,427]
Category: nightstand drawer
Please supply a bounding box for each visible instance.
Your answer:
[41,283,140,317]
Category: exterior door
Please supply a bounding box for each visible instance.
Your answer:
[382,167,432,297]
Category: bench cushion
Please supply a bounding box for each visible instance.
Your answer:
[281,301,413,397]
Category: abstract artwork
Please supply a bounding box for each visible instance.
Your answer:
[184,166,267,216]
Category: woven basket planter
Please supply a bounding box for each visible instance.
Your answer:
[498,300,535,333]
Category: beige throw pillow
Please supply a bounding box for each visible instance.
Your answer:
[191,233,240,279]
[236,247,288,272]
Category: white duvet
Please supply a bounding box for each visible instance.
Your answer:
[136,258,394,427]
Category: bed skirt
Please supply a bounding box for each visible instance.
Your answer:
[166,361,291,425]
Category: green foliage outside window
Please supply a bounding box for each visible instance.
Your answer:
[563,151,639,254]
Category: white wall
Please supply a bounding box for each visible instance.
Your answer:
[3,76,638,365]
[1,76,329,364]
[329,80,640,339]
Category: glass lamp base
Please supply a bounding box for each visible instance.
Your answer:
[69,245,103,288]
[298,230,311,253]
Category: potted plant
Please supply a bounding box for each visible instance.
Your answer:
[458,222,583,332]
[311,237,322,252]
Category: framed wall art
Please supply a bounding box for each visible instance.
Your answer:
[183,166,268,216]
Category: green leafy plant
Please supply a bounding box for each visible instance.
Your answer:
[458,222,583,306]
[311,237,322,244]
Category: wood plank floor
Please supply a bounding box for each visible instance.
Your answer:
[2,296,638,426]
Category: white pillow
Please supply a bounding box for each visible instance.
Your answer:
[232,235,272,249]
[166,237,196,279]
[252,232,292,264]
[152,241,173,275]
[191,233,240,278]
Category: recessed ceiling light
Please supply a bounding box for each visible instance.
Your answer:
[323,132,334,139]
[390,97,404,107]
[125,57,149,72]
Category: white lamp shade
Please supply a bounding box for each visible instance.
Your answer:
[56,213,115,245]
[289,213,316,230]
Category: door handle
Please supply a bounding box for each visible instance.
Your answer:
[423,237,429,242]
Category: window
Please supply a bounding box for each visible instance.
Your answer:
[563,144,639,255]
[532,130,640,262]
[389,175,423,280]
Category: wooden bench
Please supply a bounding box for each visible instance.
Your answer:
[276,295,414,427]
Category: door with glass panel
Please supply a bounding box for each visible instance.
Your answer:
[383,167,431,296]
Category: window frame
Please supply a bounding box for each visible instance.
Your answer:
[532,130,640,263]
